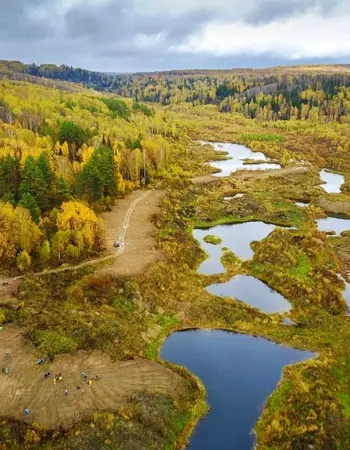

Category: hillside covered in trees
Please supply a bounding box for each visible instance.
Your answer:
[2,60,350,122]
[0,77,183,271]
[1,63,350,450]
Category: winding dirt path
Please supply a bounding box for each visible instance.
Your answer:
[0,189,163,296]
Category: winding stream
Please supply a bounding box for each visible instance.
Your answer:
[200,141,281,177]
[161,330,313,450]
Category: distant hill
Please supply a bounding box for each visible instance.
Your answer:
[2,60,350,122]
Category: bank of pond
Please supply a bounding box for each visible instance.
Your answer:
[206,275,291,314]
[199,141,281,177]
[194,218,350,313]
[199,141,345,196]
[320,169,345,194]
[161,330,314,450]
[194,222,275,274]
[316,216,350,235]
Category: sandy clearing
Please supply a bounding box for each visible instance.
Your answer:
[100,189,164,276]
[0,326,186,429]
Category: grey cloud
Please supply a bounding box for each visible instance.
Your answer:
[64,0,211,46]
[246,0,342,25]
[0,0,349,71]
[0,0,52,40]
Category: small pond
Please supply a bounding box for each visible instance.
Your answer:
[339,276,350,315]
[224,194,245,201]
[320,169,344,194]
[200,141,281,177]
[295,202,309,208]
[194,222,275,275]
[161,330,313,450]
[206,275,291,313]
[316,217,350,235]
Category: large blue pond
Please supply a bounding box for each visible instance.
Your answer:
[161,330,313,450]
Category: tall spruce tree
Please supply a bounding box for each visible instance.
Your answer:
[20,156,50,211]
[0,155,21,200]
[37,153,55,189]
[18,193,41,223]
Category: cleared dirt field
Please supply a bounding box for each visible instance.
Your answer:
[0,326,186,429]
[101,189,164,276]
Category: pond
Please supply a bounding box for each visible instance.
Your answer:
[320,169,344,194]
[295,202,309,208]
[160,330,313,450]
[194,222,275,275]
[339,276,350,315]
[206,275,292,313]
[200,141,281,177]
[316,216,350,235]
[224,194,245,201]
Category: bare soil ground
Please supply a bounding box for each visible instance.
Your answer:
[101,189,164,276]
[0,326,186,429]
[235,166,308,180]
[190,175,219,184]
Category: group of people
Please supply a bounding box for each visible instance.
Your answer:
[23,366,100,416]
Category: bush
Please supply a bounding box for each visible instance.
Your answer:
[31,330,78,355]
[17,251,32,271]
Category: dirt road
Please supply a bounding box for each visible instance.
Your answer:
[190,166,308,184]
[0,326,186,429]
[101,189,164,276]
[0,189,163,296]
[235,166,308,180]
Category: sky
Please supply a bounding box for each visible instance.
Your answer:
[1,0,350,73]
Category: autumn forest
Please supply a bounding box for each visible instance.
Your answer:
[1,61,350,450]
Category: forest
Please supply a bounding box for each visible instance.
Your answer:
[0,77,179,271]
[1,63,350,450]
[2,60,350,122]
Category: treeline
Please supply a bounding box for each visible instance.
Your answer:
[2,60,350,122]
[0,78,180,271]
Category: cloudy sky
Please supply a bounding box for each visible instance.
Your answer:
[1,0,350,72]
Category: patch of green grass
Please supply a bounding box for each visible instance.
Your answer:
[194,216,254,228]
[145,341,158,360]
[337,393,350,418]
[30,330,78,355]
[155,314,179,328]
[241,133,285,142]
[288,253,311,279]
[111,295,134,313]
[268,380,293,413]
[203,235,222,245]
[221,249,241,269]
